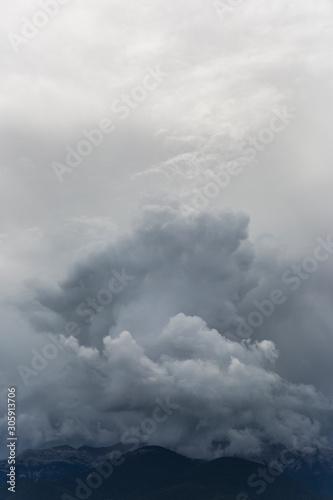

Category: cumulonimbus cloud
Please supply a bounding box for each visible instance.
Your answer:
[2,199,332,458]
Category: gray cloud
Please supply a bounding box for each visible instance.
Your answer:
[1,201,332,458]
[1,0,333,462]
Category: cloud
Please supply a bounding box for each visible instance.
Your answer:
[1,200,332,458]
[1,0,333,242]
[1,0,333,461]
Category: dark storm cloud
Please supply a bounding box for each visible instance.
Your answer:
[1,200,332,458]
[1,0,333,461]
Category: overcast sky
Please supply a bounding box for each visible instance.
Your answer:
[0,0,333,459]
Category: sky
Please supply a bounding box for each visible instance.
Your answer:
[0,0,333,460]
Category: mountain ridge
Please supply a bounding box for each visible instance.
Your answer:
[0,444,332,499]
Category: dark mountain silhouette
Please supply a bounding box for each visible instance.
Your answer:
[0,445,332,499]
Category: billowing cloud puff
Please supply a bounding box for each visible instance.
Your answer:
[1,200,332,458]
